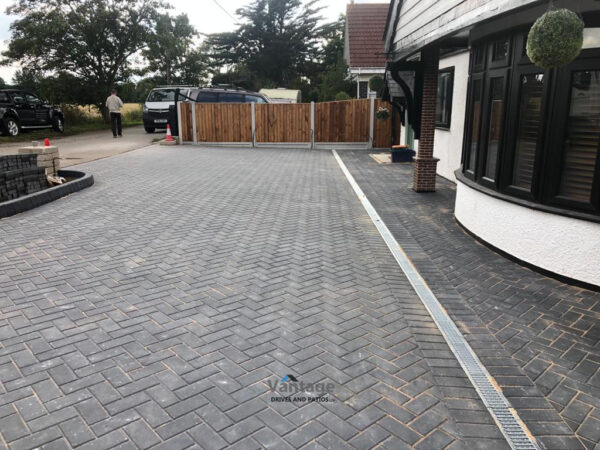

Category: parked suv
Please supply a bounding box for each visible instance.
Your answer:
[0,89,65,137]
[190,86,270,104]
[142,85,270,134]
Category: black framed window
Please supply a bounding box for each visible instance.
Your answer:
[464,75,484,176]
[558,70,600,205]
[462,25,600,218]
[482,75,506,182]
[358,81,368,99]
[435,68,454,128]
[510,72,545,192]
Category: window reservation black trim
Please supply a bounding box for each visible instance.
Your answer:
[462,20,600,217]
[455,169,600,224]
[435,67,454,129]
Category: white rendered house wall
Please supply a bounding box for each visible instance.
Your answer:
[434,51,469,182]
[455,181,600,287]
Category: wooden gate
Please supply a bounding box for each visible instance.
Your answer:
[255,104,310,143]
[179,98,397,147]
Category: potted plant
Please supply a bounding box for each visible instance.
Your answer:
[390,145,415,163]
[376,107,390,121]
[526,8,584,69]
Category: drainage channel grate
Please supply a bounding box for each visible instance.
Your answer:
[332,150,539,450]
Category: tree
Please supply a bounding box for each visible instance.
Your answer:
[3,0,167,119]
[0,77,5,88]
[208,0,328,88]
[315,16,354,101]
[143,13,207,85]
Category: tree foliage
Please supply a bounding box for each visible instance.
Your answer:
[208,0,328,87]
[143,13,208,85]
[3,0,168,117]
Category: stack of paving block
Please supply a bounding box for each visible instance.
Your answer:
[0,154,49,202]
[19,145,60,176]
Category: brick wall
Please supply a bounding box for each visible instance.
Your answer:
[413,46,440,192]
[0,155,49,202]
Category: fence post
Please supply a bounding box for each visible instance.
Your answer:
[369,97,375,149]
[310,101,315,150]
[177,101,183,142]
[251,102,256,148]
[191,103,198,145]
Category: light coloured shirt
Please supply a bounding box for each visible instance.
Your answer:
[106,95,124,113]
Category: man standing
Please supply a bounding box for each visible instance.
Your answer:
[106,89,124,138]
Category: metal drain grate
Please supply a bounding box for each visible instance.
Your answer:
[333,150,539,450]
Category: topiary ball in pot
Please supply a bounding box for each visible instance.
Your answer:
[526,8,584,69]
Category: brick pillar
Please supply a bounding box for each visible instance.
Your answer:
[413,46,440,192]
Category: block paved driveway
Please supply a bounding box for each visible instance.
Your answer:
[0,145,517,450]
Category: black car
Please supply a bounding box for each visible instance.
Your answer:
[0,89,65,137]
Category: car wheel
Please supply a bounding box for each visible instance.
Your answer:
[2,117,20,137]
[144,127,155,133]
[52,116,64,132]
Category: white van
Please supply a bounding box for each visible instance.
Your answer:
[142,86,193,133]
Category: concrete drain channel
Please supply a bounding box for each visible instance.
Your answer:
[332,150,539,450]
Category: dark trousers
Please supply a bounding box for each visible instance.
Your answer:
[110,112,122,137]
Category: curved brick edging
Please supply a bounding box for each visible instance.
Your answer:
[0,170,94,219]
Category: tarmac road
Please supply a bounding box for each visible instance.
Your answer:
[0,125,158,167]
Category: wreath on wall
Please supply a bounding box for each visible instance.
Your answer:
[526,8,584,69]
[376,107,390,121]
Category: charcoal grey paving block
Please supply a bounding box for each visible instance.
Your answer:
[14,395,46,421]
[283,421,327,448]
[124,419,161,449]
[75,397,110,425]
[9,426,62,450]
[188,424,229,450]
[0,413,29,442]
[414,429,455,449]
[577,417,600,443]
[77,430,129,450]
[60,416,95,447]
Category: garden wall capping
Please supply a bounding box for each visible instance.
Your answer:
[0,170,94,219]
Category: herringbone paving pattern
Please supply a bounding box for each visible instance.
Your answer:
[0,146,505,449]
[339,151,600,449]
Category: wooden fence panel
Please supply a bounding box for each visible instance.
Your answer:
[195,103,252,142]
[255,104,311,142]
[373,99,394,148]
[314,99,370,142]
[180,102,193,142]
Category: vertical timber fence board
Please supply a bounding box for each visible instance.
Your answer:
[179,102,193,143]
[194,103,252,142]
[255,104,311,143]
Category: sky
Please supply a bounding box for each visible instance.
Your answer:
[0,0,385,83]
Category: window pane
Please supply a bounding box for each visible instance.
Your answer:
[485,77,505,180]
[512,74,544,190]
[559,70,600,202]
[436,71,453,126]
[468,79,482,171]
[147,90,175,102]
[473,46,485,68]
[220,93,244,103]
[245,95,266,103]
[492,39,509,62]
[196,92,218,103]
